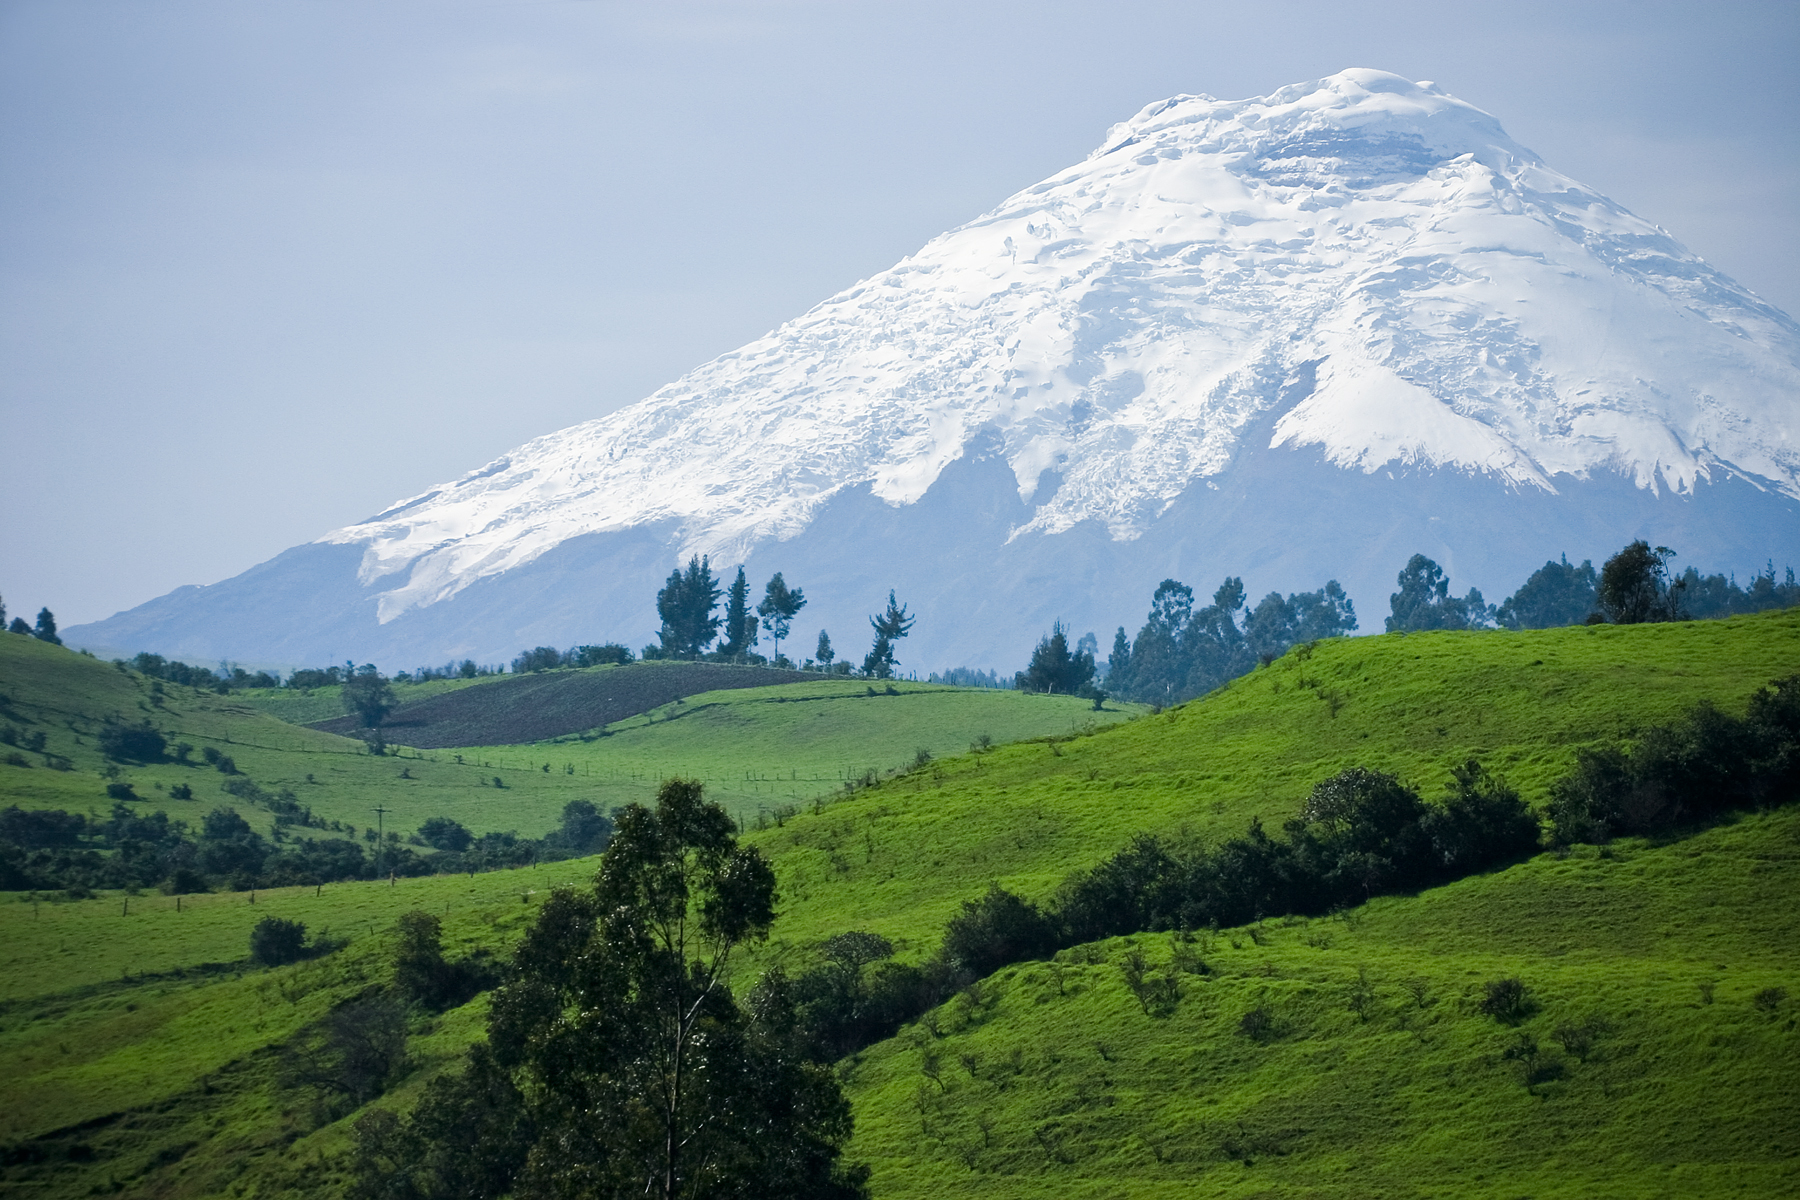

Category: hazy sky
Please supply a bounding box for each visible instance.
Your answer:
[4,0,1797,627]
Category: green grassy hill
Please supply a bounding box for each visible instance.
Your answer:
[1,612,1796,1198]
[842,806,1800,1198]
[0,635,1127,837]
[739,610,1800,960]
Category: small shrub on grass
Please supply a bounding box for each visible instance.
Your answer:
[1753,986,1787,1015]
[1238,1005,1279,1042]
[250,917,309,966]
[97,721,165,763]
[1479,977,1536,1024]
[168,783,192,800]
[104,782,137,802]
[1553,1016,1609,1061]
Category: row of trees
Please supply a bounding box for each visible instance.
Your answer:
[1388,540,1800,633]
[2,596,62,645]
[651,557,919,680]
[1098,577,1358,705]
[0,793,619,897]
[1027,540,1796,708]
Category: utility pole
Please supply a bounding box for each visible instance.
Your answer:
[373,804,391,877]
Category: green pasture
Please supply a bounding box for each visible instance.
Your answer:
[842,806,1800,1198]
[234,676,495,727]
[0,636,1132,839]
[739,609,1800,963]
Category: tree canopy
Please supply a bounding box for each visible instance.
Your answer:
[655,556,723,658]
[1385,554,1492,633]
[718,566,760,660]
[353,778,867,1200]
[1015,622,1097,695]
[862,591,915,679]
[756,573,807,663]
[1595,540,1683,624]
[1496,554,1598,629]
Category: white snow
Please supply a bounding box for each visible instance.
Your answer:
[322,69,1800,624]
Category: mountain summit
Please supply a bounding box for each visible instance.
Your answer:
[73,70,1800,669]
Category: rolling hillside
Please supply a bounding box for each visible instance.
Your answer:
[0,635,1127,837]
[1,612,1795,1197]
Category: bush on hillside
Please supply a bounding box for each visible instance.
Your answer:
[98,721,165,763]
[250,916,310,966]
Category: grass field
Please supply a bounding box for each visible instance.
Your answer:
[841,806,1800,1198]
[0,635,1132,837]
[737,610,1800,963]
[1,612,1796,1197]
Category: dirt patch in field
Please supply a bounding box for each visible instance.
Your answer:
[309,662,813,747]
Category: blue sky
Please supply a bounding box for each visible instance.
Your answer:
[3,0,1796,627]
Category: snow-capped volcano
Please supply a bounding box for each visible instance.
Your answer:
[71,70,1800,670]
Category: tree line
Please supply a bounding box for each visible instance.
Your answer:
[1021,539,1798,707]
[1,595,62,645]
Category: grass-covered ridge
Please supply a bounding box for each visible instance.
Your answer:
[0,635,1127,839]
[841,807,1800,1198]
[741,610,1800,958]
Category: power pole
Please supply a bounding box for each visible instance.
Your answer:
[373,804,391,877]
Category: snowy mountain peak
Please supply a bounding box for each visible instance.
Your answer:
[323,70,1800,627]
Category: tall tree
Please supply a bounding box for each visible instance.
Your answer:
[1497,554,1599,629]
[1385,554,1493,632]
[756,573,807,664]
[1016,621,1097,695]
[861,591,915,680]
[1106,627,1133,695]
[352,778,870,1200]
[33,607,61,646]
[718,566,759,660]
[815,629,835,668]
[342,665,396,728]
[656,556,723,658]
[1596,540,1684,624]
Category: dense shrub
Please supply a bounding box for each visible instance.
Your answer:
[250,916,309,966]
[97,721,165,763]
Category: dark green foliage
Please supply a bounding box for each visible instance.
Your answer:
[757,572,807,663]
[863,590,915,679]
[250,916,310,966]
[33,608,61,645]
[351,1044,533,1200]
[369,779,865,1199]
[942,885,1058,978]
[1111,576,1355,704]
[511,647,563,674]
[161,865,209,894]
[343,666,396,728]
[285,994,410,1113]
[541,799,613,857]
[104,782,138,802]
[1676,562,1800,618]
[1015,622,1097,695]
[1595,540,1684,624]
[1547,678,1800,844]
[1386,554,1492,632]
[815,629,835,667]
[1497,554,1598,629]
[97,720,165,763]
[126,652,278,691]
[7,617,30,635]
[168,782,192,800]
[719,566,761,660]
[656,555,724,658]
[1478,977,1536,1023]
[417,817,474,853]
[570,643,633,668]
[393,911,493,1012]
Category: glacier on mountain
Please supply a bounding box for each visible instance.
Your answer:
[69,70,1800,670]
[326,69,1799,627]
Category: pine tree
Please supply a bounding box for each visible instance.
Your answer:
[815,629,835,668]
[33,608,61,646]
[862,591,915,680]
[655,556,723,658]
[719,566,759,660]
[756,572,807,664]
